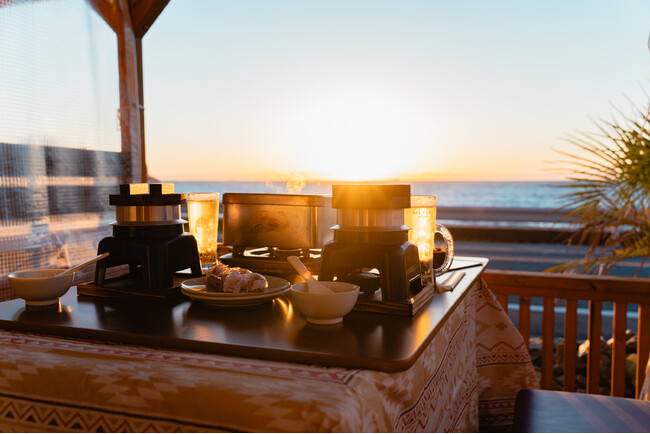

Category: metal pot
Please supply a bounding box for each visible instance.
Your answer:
[222,193,335,250]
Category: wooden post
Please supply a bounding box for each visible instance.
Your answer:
[497,294,509,313]
[116,0,145,182]
[88,0,170,183]
[587,300,602,394]
[638,304,650,398]
[519,295,530,349]
[563,299,578,392]
[611,302,627,396]
[542,297,555,389]
[135,36,147,182]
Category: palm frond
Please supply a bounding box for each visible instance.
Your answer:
[550,100,650,276]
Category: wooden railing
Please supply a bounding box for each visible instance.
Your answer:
[483,270,650,399]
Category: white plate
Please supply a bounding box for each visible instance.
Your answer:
[181,275,290,307]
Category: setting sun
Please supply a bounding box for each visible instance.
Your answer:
[142,0,649,183]
[275,91,436,181]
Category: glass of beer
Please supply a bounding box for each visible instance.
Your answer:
[187,192,220,270]
[404,195,454,285]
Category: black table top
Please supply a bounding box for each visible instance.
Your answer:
[0,257,487,372]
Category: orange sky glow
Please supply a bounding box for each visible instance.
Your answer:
[142,0,650,183]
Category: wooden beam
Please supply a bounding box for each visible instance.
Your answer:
[86,0,120,34]
[129,0,170,38]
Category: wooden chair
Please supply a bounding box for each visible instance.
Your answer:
[514,389,650,432]
[485,270,650,431]
[484,270,650,399]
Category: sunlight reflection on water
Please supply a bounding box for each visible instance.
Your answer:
[171,180,565,209]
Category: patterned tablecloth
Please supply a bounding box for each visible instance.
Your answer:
[0,280,537,432]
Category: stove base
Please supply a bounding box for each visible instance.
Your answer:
[319,240,422,302]
[94,233,202,291]
[352,282,435,316]
[78,274,189,300]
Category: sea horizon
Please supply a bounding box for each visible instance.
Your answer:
[167,179,568,209]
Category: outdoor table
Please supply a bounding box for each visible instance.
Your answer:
[0,257,537,432]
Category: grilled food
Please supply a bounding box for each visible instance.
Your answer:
[206,263,268,293]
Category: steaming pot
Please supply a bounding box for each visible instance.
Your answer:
[222,193,336,250]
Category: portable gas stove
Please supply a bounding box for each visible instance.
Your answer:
[319,184,426,309]
[78,183,202,299]
[218,193,335,282]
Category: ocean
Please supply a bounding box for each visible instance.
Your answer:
[170,180,566,209]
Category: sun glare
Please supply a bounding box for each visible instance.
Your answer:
[278,92,434,181]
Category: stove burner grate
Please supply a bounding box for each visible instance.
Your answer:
[231,247,318,260]
[220,247,321,282]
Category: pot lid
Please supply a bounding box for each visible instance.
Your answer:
[332,184,410,209]
[222,193,331,207]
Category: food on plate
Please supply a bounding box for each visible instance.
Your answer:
[222,272,268,293]
[206,263,268,293]
[206,263,237,287]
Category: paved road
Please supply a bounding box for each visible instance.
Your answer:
[454,240,650,278]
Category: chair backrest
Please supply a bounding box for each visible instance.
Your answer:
[484,269,650,399]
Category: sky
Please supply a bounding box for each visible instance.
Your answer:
[142,0,650,182]
[0,0,120,153]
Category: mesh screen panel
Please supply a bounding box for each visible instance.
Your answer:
[0,0,124,300]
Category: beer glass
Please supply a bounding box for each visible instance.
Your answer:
[187,193,220,270]
[404,195,454,285]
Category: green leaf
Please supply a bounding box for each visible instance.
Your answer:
[549,98,650,276]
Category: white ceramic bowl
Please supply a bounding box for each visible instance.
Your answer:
[8,269,74,306]
[291,281,360,325]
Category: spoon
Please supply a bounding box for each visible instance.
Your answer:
[56,252,110,276]
[287,256,335,294]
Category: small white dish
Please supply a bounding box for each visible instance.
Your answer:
[181,275,291,307]
[8,269,74,306]
[291,281,360,325]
